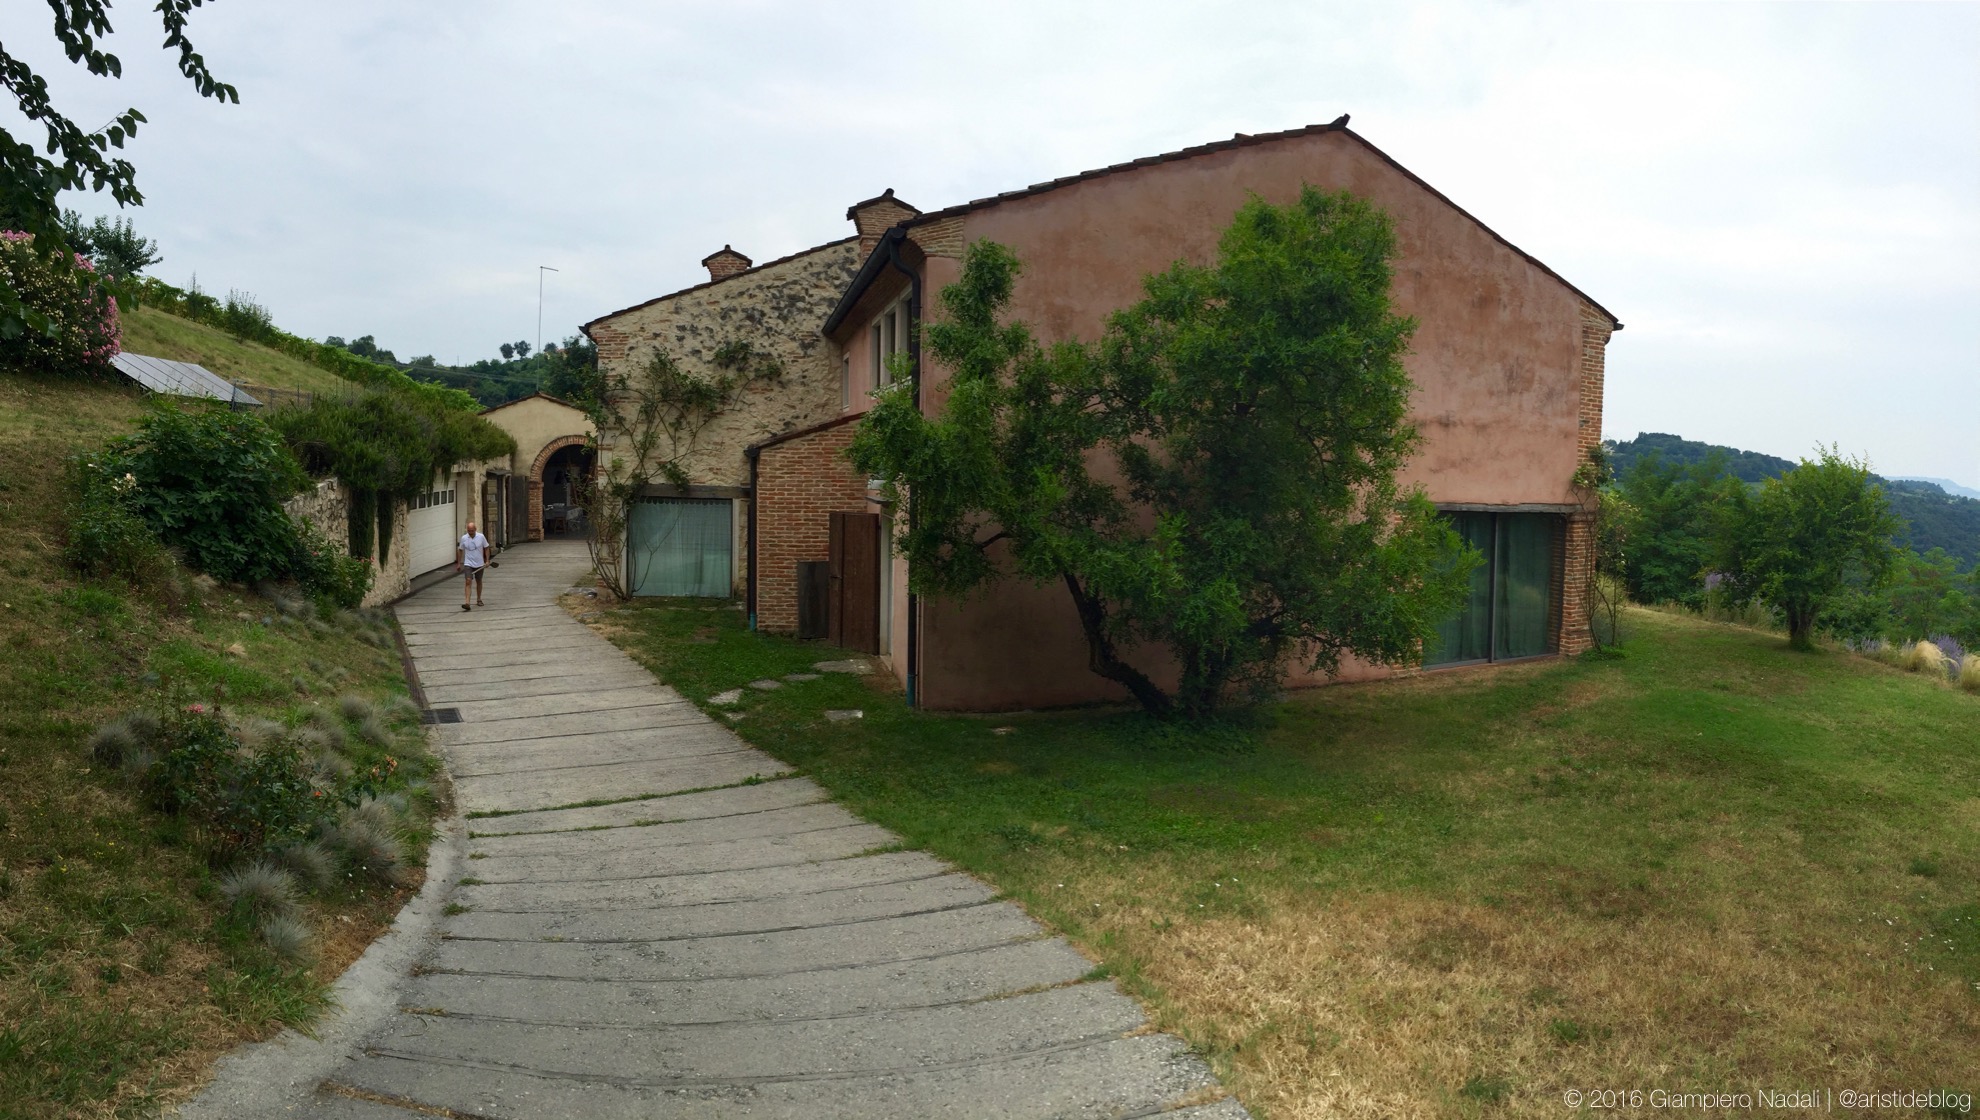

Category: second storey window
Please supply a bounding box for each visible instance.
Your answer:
[869,298,910,389]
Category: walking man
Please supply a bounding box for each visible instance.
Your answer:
[457,520,492,611]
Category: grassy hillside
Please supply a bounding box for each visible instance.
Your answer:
[0,372,436,1118]
[119,306,353,397]
[592,600,1980,1118]
[1609,431,1980,564]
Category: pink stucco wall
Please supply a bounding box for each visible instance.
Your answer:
[879,129,1610,711]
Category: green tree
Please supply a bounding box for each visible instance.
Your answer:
[850,188,1473,717]
[1617,450,1744,607]
[542,333,602,410]
[58,209,160,278]
[1716,447,1901,650]
[514,339,531,360]
[3,1,237,336]
[499,342,515,361]
[1885,548,1978,645]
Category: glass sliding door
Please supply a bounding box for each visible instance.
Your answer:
[628,497,734,598]
[1425,511,1561,666]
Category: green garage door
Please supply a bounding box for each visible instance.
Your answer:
[1426,511,1561,666]
[628,497,733,598]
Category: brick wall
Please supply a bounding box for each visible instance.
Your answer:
[754,418,870,633]
[1558,302,1615,656]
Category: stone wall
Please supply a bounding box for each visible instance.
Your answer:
[281,478,411,608]
[587,239,861,490]
[752,417,870,633]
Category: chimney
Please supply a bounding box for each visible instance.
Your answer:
[701,245,752,282]
[846,188,922,255]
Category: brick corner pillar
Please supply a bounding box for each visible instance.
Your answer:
[1559,302,1616,657]
[1558,512,1597,657]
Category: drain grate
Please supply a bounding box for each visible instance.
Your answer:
[420,707,463,725]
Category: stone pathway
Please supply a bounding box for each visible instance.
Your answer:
[185,540,1245,1119]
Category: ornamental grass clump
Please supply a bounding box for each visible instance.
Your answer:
[1900,640,1950,678]
[259,913,316,966]
[269,840,340,893]
[337,694,376,724]
[326,808,406,886]
[217,860,301,920]
[88,710,160,768]
[1960,654,1980,693]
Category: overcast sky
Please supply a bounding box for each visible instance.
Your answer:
[7,1,1976,487]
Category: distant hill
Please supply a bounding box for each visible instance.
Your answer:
[1607,433,1980,566]
[1894,475,1980,501]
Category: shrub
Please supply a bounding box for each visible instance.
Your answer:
[61,454,176,588]
[100,405,308,584]
[1960,654,1980,693]
[141,704,324,854]
[219,289,275,343]
[0,231,120,376]
[292,523,374,610]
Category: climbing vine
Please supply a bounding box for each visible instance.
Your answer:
[581,340,782,599]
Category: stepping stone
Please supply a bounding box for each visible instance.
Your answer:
[748,679,782,691]
[813,659,871,674]
[783,672,821,682]
[825,709,863,722]
[707,689,743,706]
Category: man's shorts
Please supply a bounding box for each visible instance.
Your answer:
[464,565,485,583]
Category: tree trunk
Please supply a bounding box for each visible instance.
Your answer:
[1786,602,1816,651]
[1062,572,1172,717]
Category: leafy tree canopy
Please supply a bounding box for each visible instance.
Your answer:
[58,209,160,278]
[2,0,237,336]
[850,187,1474,717]
[1715,447,1902,650]
[269,386,517,500]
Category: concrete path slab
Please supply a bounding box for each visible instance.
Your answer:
[179,539,1245,1119]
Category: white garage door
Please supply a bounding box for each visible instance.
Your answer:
[408,484,459,577]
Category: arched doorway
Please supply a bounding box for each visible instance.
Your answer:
[528,435,595,540]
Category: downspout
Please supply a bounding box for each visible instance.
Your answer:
[745,445,760,631]
[882,232,923,708]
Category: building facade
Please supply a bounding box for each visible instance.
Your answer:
[585,119,1619,709]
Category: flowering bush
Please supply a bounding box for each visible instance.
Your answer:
[0,231,121,376]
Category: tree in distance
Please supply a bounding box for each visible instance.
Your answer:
[850,187,1474,718]
[1715,447,1901,650]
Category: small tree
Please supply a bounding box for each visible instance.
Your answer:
[1716,447,1901,650]
[59,210,161,278]
[499,342,514,361]
[580,339,784,599]
[514,340,531,360]
[851,188,1474,717]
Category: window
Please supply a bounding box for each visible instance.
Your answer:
[841,356,851,410]
[1425,512,1562,666]
[868,298,911,391]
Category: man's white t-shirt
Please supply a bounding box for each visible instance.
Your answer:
[459,532,490,569]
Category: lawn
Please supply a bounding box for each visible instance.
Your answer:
[0,372,436,1119]
[586,597,1980,1119]
[118,306,354,397]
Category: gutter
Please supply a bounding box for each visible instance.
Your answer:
[745,445,760,630]
[881,232,923,709]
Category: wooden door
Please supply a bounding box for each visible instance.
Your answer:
[828,511,881,653]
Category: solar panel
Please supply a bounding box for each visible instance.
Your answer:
[110,352,261,407]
